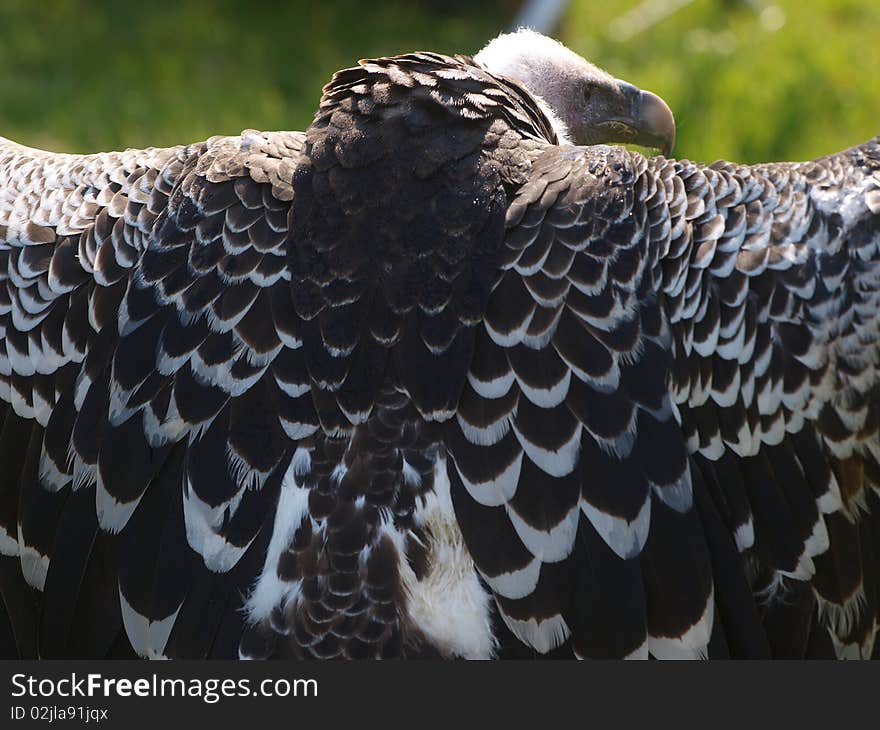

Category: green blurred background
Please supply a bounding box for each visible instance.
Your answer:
[1,0,877,164]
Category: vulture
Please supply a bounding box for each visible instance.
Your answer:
[0,29,879,661]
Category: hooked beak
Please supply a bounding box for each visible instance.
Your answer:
[595,81,676,156]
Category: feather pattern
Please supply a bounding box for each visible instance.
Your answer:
[0,41,879,660]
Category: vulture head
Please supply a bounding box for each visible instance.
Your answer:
[475,29,676,155]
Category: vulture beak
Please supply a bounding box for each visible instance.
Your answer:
[596,81,676,157]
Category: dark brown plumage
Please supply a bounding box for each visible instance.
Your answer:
[0,32,879,660]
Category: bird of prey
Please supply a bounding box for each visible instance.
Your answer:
[0,29,878,660]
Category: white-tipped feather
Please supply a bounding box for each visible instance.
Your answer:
[500,612,571,654]
[467,368,515,399]
[95,473,143,534]
[580,494,651,559]
[119,588,182,660]
[0,524,19,557]
[182,476,252,573]
[19,542,50,592]
[455,450,522,507]
[506,502,578,563]
[511,420,581,478]
[648,588,714,660]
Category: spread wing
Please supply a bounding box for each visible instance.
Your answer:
[0,131,313,658]
[447,138,880,658]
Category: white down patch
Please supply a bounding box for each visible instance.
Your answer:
[400,456,497,659]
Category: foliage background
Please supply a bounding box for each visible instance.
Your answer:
[0,0,877,164]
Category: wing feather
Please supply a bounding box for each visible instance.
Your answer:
[453,136,880,658]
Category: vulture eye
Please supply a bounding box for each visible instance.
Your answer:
[583,84,595,103]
